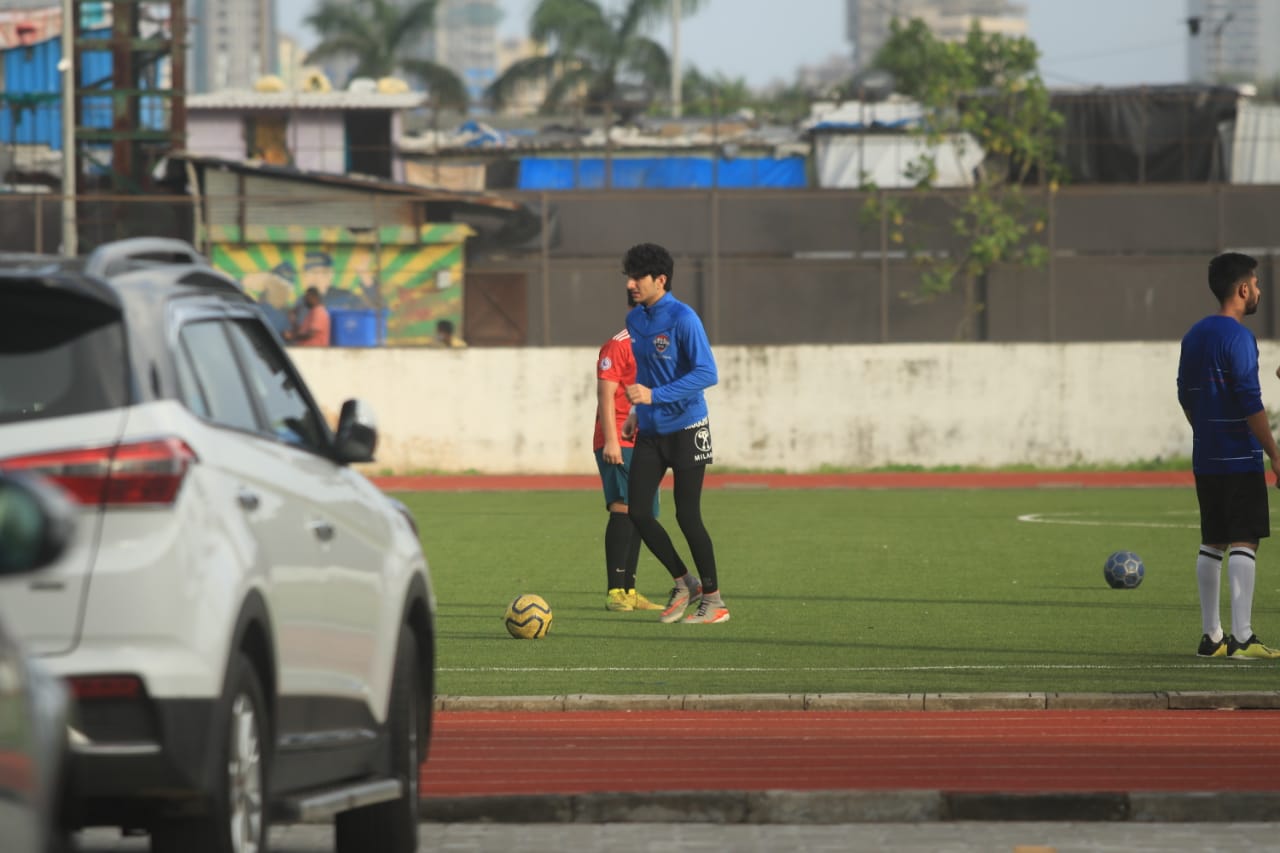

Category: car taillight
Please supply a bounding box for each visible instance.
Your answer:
[0,438,196,506]
[68,675,145,700]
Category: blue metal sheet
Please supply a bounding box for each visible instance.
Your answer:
[1,29,167,149]
[517,156,808,190]
[80,40,114,132]
[1,36,62,148]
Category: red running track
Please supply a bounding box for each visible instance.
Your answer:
[420,710,1280,797]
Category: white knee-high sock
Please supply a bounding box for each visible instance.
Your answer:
[1228,546,1258,642]
[1197,546,1224,640]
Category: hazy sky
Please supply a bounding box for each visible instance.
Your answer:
[276,0,1189,89]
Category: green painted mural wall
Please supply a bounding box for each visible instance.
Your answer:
[206,224,474,345]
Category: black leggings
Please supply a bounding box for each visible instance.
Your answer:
[628,440,719,594]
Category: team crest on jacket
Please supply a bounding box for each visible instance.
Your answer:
[654,334,670,353]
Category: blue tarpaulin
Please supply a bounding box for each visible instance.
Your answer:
[517,156,807,189]
[1,30,166,150]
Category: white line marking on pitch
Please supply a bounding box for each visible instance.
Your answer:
[1017,512,1197,530]
[440,664,1222,673]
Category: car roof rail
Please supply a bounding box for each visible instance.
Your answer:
[85,238,208,278]
[176,268,246,295]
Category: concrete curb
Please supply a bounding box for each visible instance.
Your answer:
[420,790,1280,824]
[435,691,1280,712]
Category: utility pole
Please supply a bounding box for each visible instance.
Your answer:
[59,0,76,255]
[1188,10,1236,83]
[1212,13,1234,82]
[671,0,682,118]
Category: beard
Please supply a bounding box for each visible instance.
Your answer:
[1246,295,1261,315]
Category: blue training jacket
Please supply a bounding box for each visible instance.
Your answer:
[626,292,718,435]
[1177,314,1266,475]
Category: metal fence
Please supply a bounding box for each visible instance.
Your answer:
[3,184,1279,345]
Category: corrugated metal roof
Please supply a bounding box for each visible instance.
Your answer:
[164,152,526,211]
[163,152,540,251]
[187,91,428,111]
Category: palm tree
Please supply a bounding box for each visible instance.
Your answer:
[304,0,469,110]
[487,0,706,116]
[679,67,754,118]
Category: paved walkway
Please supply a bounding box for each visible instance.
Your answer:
[76,820,1280,852]
[420,693,1280,824]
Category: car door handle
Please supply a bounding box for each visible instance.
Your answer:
[237,489,260,511]
[309,520,335,542]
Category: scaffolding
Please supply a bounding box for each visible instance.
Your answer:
[68,0,187,247]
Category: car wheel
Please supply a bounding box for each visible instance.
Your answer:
[151,652,269,853]
[334,625,423,853]
[46,735,75,853]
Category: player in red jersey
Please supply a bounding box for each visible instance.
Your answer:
[595,323,662,612]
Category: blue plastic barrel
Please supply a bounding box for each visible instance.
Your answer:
[329,310,387,347]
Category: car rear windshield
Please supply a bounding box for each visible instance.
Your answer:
[0,280,129,424]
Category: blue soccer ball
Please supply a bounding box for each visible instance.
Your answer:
[1104,550,1145,589]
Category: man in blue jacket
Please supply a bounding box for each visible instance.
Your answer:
[1178,251,1280,660]
[620,243,729,624]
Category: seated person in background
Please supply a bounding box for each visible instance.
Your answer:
[433,319,467,348]
[284,287,331,347]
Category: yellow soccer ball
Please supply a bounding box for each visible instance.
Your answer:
[504,594,553,639]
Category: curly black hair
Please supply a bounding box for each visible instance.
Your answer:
[622,243,674,291]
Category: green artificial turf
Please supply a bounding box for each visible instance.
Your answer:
[394,487,1280,697]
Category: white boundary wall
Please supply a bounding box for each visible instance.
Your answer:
[290,343,1280,475]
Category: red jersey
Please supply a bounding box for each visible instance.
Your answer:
[592,329,636,451]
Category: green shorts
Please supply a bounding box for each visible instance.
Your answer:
[595,447,659,517]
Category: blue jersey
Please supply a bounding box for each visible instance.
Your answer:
[1177,314,1265,474]
[626,293,717,435]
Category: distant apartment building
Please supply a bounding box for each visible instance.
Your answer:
[189,0,277,92]
[493,34,547,115]
[846,0,1027,70]
[796,54,857,96]
[424,0,500,105]
[276,32,301,89]
[1187,0,1280,84]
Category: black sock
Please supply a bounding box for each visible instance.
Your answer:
[605,511,631,590]
[623,517,643,589]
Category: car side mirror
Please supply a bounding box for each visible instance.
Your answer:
[0,472,75,574]
[333,399,378,465]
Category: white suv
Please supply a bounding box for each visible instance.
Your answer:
[0,239,435,853]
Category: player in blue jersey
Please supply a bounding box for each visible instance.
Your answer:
[619,243,729,624]
[1177,251,1280,660]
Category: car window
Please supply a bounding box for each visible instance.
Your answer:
[0,283,127,424]
[224,319,328,453]
[176,321,259,432]
[173,340,211,419]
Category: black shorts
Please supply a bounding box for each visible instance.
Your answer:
[1194,471,1270,545]
[637,417,714,471]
